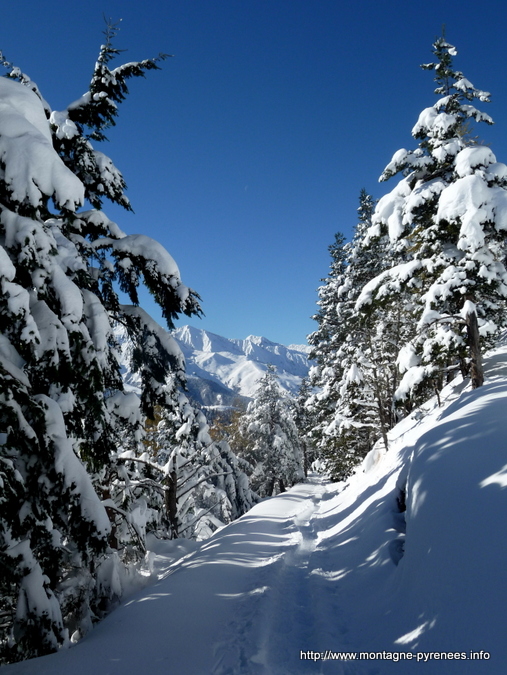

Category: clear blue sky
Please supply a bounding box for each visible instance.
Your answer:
[3,1,507,345]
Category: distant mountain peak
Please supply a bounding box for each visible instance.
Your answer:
[115,324,312,407]
[287,344,312,355]
[172,325,312,402]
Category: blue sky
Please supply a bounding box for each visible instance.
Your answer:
[3,1,507,345]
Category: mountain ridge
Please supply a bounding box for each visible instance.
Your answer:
[173,325,312,403]
[116,324,312,406]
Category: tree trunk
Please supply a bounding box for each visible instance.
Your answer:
[466,309,484,389]
[366,331,390,451]
[164,470,179,538]
[102,484,119,549]
[267,476,276,497]
[302,441,309,477]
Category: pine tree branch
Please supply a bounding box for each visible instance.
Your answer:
[177,472,233,500]
[177,501,224,536]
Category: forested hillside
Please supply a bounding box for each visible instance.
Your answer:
[3,339,507,675]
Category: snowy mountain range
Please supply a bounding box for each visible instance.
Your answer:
[117,324,312,406]
[174,325,311,403]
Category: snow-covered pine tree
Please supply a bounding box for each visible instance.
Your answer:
[308,232,348,365]
[306,192,403,479]
[335,190,417,449]
[306,232,348,457]
[294,376,318,476]
[205,440,259,524]
[357,37,507,400]
[114,398,258,543]
[0,28,201,663]
[327,195,392,470]
[115,398,216,542]
[240,366,304,496]
[105,324,258,546]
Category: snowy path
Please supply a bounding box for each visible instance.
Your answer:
[211,481,341,674]
[5,478,359,675]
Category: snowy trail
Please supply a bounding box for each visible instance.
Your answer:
[212,481,334,674]
[4,478,356,675]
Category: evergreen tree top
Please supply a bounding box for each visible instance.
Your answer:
[380,37,494,185]
[414,37,493,142]
[421,38,490,102]
[1,19,171,212]
[66,20,170,143]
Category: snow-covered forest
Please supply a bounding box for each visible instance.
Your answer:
[306,37,507,479]
[2,28,507,673]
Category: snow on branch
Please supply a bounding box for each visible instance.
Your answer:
[0,79,84,211]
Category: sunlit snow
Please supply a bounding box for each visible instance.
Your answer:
[0,78,84,210]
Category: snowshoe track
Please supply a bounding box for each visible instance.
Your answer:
[212,483,353,675]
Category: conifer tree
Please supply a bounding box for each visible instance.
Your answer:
[306,189,416,480]
[0,27,201,662]
[337,190,414,448]
[307,194,376,476]
[294,377,318,476]
[306,233,348,457]
[357,37,507,398]
[98,366,258,547]
[114,399,231,542]
[240,367,304,496]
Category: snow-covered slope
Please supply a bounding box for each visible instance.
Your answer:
[173,325,311,401]
[8,346,507,674]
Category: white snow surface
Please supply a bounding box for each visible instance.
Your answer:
[7,345,507,673]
